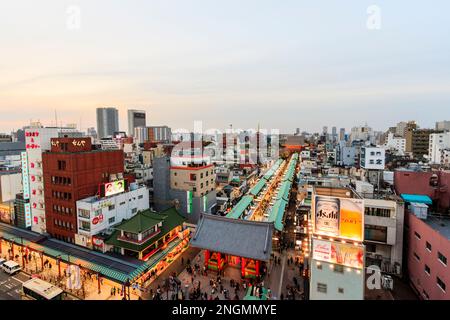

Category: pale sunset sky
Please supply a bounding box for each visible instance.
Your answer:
[1,0,450,133]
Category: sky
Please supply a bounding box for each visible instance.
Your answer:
[1,0,450,134]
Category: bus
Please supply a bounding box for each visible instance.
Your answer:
[21,278,65,300]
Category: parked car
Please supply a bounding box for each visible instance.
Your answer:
[2,260,22,275]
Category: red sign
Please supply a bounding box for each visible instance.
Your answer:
[92,214,104,225]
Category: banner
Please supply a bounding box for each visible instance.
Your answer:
[313,195,364,241]
[312,238,364,269]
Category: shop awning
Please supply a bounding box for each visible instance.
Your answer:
[401,194,433,205]
[226,195,254,219]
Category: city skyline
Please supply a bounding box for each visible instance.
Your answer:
[1,1,450,133]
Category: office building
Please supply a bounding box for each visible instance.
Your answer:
[436,120,450,132]
[127,109,146,137]
[405,128,442,159]
[96,107,119,139]
[42,137,124,243]
[147,126,172,143]
[24,126,80,233]
[309,186,365,300]
[75,184,149,249]
[429,132,450,165]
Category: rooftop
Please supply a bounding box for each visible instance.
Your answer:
[190,214,273,261]
[423,215,450,241]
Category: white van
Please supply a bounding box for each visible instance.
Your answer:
[2,260,21,275]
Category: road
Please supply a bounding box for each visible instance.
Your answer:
[0,271,30,300]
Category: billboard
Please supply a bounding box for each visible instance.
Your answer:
[312,238,364,269]
[100,180,126,197]
[313,195,364,241]
[21,151,30,200]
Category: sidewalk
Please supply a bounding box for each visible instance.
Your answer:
[1,240,138,300]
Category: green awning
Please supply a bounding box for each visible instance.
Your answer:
[226,195,254,219]
[268,198,288,231]
[249,179,266,196]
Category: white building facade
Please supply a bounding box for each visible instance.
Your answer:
[75,185,149,249]
[385,133,406,155]
[25,127,79,233]
[429,132,450,164]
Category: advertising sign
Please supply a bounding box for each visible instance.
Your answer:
[312,238,364,269]
[21,152,30,200]
[24,203,32,228]
[102,180,125,197]
[313,195,364,241]
[187,191,193,214]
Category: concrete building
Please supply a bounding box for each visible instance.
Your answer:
[396,121,417,138]
[436,120,450,132]
[360,147,386,170]
[127,109,146,137]
[339,128,346,142]
[42,137,124,243]
[75,184,149,249]
[309,186,365,300]
[24,126,80,234]
[147,126,172,143]
[406,211,450,299]
[429,132,450,165]
[96,107,119,139]
[153,155,217,224]
[405,128,442,159]
[385,133,406,155]
[350,125,375,144]
[134,126,148,145]
[394,169,450,212]
[364,196,405,275]
[0,172,22,203]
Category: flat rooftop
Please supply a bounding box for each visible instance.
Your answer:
[423,215,450,241]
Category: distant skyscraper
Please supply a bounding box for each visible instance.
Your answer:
[96,107,119,139]
[332,126,337,142]
[339,128,346,141]
[134,126,148,144]
[322,126,328,135]
[436,120,450,132]
[128,109,146,137]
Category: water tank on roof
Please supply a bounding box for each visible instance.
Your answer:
[411,202,428,220]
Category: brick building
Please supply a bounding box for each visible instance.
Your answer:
[394,169,450,212]
[42,137,124,243]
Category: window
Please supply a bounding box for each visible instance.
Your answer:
[366,244,376,253]
[334,265,344,273]
[414,232,421,240]
[414,252,420,261]
[120,201,126,206]
[365,225,387,243]
[425,264,431,275]
[426,242,432,252]
[437,277,446,292]
[108,205,115,211]
[190,173,196,181]
[108,217,115,224]
[138,195,143,199]
[132,208,137,214]
[338,288,344,294]
[57,160,66,170]
[317,283,327,293]
[317,264,322,270]
[78,209,90,219]
[422,290,429,300]
[365,207,391,218]
[438,252,447,266]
